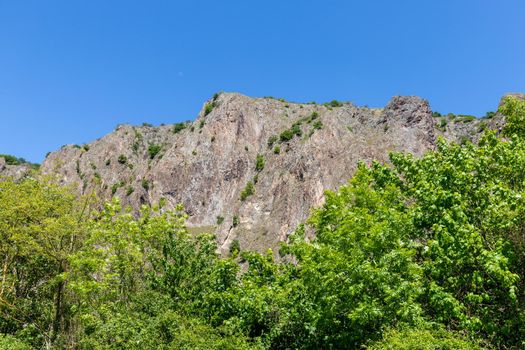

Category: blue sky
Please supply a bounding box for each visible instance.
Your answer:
[1,0,524,163]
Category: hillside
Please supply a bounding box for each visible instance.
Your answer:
[37,93,505,254]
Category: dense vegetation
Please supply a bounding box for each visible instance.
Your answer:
[1,97,525,349]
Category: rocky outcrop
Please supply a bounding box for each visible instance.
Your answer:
[39,93,506,253]
[0,157,34,180]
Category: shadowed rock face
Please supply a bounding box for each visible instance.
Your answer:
[38,93,505,253]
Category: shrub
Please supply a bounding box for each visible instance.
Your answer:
[118,155,128,164]
[479,121,488,132]
[229,239,241,257]
[267,135,278,148]
[142,122,153,127]
[204,101,216,116]
[232,215,239,227]
[141,179,150,190]
[126,186,134,196]
[199,119,205,129]
[216,216,224,225]
[240,181,254,201]
[328,100,343,107]
[255,154,265,172]
[432,111,443,118]
[461,115,476,122]
[173,122,187,134]
[111,181,124,195]
[148,144,162,159]
[484,111,496,119]
[279,129,294,142]
[313,120,323,130]
[273,146,280,154]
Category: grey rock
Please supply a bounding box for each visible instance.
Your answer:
[37,93,510,253]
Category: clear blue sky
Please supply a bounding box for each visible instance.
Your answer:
[1,0,524,163]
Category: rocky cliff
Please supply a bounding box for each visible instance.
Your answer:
[38,93,505,253]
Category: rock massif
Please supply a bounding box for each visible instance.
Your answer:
[37,93,504,253]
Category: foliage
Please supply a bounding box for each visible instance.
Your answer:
[240,181,255,201]
[279,124,302,142]
[2,97,525,349]
[173,122,187,134]
[326,100,343,107]
[148,144,162,159]
[255,154,265,172]
[367,327,485,350]
[501,96,525,137]
[267,135,278,148]
[0,154,39,169]
[117,154,128,164]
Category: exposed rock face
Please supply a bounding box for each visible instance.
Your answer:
[39,93,505,253]
[0,157,33,180]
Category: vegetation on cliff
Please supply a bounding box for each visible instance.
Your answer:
[1,97,525,349]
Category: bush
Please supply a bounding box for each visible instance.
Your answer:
[216,216,224,225]
[240,181,254,201]
[229,239,241,257]
[280,124,302,142]
[267,135,278,148]
[142,179,150,190]
[328,100,343,107]
[279,129,295,142]
[204,101,216,116]
[173,122,187,134]
[484,111,496,119]
[232,215,239,227]
[313,120,323,130]
[439,118,448,130]
[273,146,280,154]
[255,154,265,172]
[118,154,128,164]
[148,144,162,159]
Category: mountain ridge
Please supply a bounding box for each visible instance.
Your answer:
[6,92,508,253]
